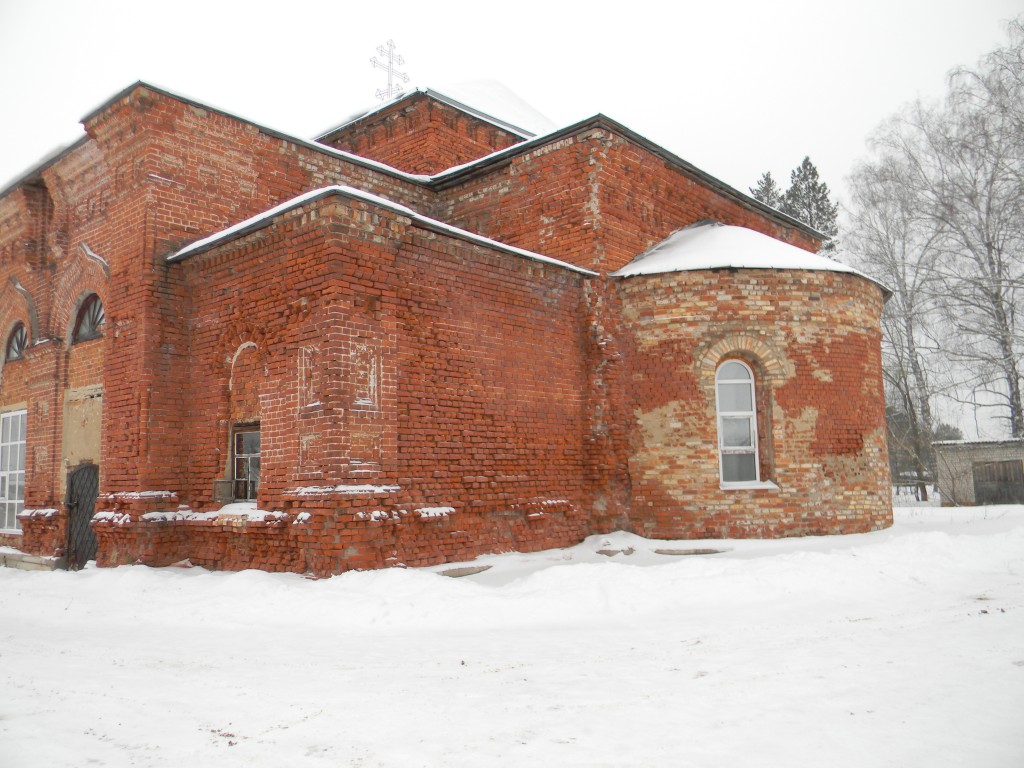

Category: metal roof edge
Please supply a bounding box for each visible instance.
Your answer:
[9,84,823,256]
[429,114,824,244]
[78,81,431,185]
[80,80,149,124]
[167,185,597,277]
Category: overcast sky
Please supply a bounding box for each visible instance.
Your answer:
[0,1,1021,204]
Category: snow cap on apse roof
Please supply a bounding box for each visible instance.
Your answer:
[611,221,889,296]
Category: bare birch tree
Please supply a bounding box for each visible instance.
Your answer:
[856,18,1024,438]
[847,154,945,496]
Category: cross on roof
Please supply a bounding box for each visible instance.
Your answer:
[371,40,410,101]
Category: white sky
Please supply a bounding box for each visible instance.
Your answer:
[0,0,1020,202]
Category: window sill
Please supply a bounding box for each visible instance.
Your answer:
[720,480,779,491]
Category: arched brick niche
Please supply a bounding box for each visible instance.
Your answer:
[617,267,892,539]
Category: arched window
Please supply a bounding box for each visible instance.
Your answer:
[5,323,27,362]
[73,294,105,343]
[716,359,759,484]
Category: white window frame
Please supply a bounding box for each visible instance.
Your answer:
[232,424,261,502]
[1,409,27,532]
[715,360,761,486]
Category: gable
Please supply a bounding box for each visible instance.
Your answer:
[317,90,531,175]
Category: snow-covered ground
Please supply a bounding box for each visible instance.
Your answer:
[2,506,1022,767]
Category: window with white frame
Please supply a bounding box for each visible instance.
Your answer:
[1,409,27,531]
[716,360,759,484]
[232,425,261,501]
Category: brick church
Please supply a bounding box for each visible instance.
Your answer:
[0,83,892,573]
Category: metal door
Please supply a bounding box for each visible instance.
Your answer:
[66,463,99,569]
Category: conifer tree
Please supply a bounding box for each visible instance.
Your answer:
[779,157,839,252]
[749,172,783,209]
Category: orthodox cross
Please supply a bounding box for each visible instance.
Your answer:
[371,40,409,101]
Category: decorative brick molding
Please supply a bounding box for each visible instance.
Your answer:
[697,333,794,388]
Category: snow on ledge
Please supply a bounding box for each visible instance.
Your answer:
[167,185,597,276]
[105,490,177,500]
[18,508,60,518]
[209,502,288,522]
[415,506,454,519]
[141,509,217,522]
[93,511,132,525]
[139,503,288,523]
[290,484,401,496]
[610,221,886,292]
[356,509,406,522]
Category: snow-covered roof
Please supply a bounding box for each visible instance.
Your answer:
[167,185,597,276]
[317,82,555,142]
[424,81,557,137]
[611,221,888,294]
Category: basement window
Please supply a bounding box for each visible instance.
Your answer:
[232,425,261,501]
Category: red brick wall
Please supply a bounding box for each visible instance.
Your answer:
[437,131,601,269]
[597,133,820,268]
[438,127,820,274]
[618,268,892,538]
[1,82,892,572]
[102,192,597,573]
[388,222,592,522]
[175,201,346,508]
[1,180,77,552]
[76,85,441,500]
[320,92,526,175]
[65,337,104,390]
